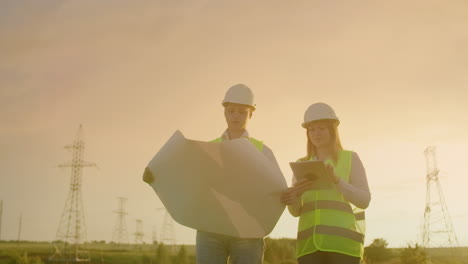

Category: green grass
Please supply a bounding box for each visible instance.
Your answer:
[0,241,195,264]
[1,241,467,264]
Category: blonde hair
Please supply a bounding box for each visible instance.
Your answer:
[300,120,343,162]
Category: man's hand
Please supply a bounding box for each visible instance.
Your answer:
[280,187,300,205]
[143,167,155,184]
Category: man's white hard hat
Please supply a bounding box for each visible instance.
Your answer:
[222,84,256,110]
[302,102,339,128]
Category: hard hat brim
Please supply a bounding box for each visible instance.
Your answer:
[302,119,340,128]
[222,102,256,111]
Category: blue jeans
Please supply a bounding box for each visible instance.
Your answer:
[196,230,264,264]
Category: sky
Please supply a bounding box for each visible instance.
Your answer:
[1,0,468,248]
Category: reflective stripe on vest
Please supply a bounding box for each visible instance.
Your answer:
[298,225,365,243]
[296,150,365,259]
[301,200,354,215]
[211,137,264,152]
[354,211,365,221]
[301,201,366,221]
[353,207,366,234]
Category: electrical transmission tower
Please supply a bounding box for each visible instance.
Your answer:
[422,146,459,248]
[152,225,158,244]
[17,213,22,242]
[112,197,129,246]
[0,200,3,240]
[50,125,97,263]
[159,208,176,251]
[134,219,144,245]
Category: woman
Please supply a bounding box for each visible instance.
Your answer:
[281,102,371,264]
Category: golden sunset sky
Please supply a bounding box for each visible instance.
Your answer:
[1,0,467,247]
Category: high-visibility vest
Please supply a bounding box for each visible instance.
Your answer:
[296,150,365,258]
[211,137,264,152]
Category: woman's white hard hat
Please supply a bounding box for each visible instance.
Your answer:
[302,102,339,128]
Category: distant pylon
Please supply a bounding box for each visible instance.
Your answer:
[160,209,176,250]
[134,219,144,245]
[17,213,22,242]
[152,225,158,244]
[422,146,459,248]
[112,197,129,246]
[0,200,3,240]
[50,125,96,263]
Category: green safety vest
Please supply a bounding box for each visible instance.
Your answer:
[296,150,366,258]
[211,137,264,152]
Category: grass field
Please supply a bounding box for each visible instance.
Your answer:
[0,241,196,264]
[0,240,466,264]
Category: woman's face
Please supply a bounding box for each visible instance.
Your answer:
[306,120,332,148]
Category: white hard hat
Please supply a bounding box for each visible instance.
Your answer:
[222,84,256,110]
[302,102,339,128]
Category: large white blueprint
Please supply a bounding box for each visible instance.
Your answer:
[145,130,287,238]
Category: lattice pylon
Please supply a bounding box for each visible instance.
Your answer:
[422,146,459,249]
[50,125,96,263]
[0,200,3,240]
[112,197,129,246]
[160,208,176,252]
[152,225,158,244]
[134,219,144,245]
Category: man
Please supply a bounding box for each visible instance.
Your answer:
[144,83,281,264]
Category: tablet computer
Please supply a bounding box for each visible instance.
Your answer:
[289,160,333,189]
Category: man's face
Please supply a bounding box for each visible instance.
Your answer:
[224,103,253,130]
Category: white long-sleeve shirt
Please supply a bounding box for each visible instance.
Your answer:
[219,130,282,173]
[291,151,371,209]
